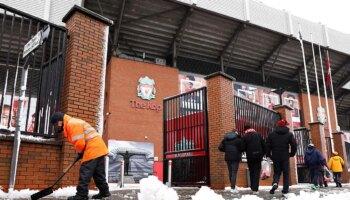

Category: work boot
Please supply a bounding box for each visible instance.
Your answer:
[269,183,278,194]
[91,191,111,199]
[339,182,342,187]
[67,194,88,200]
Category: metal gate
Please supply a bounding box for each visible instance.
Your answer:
[0,4,67,137]
[325,136,333,159]
[294,127,310,183]
[163,87,209,186]
[294,128,310,165]
[234,96,280,139]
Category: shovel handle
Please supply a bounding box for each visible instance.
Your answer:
[52,154,81,186]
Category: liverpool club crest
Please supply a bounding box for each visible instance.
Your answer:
[137,76,156,100]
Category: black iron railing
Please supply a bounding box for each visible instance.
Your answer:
[294,127,310,165]
[163,87,209,186]
[325,136,333,160]
[0,4,67,138]
[234,96,281,139]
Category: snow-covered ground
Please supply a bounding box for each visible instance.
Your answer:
[0,176,349,199]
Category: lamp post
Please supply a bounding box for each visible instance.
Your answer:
[8,25,50,192]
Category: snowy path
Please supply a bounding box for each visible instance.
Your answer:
[1,181,350,199]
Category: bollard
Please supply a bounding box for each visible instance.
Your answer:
[120,160,124,188]
[166,160,172,187]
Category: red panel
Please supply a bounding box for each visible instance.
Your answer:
[165,112,205,152]
[153,161,163,181]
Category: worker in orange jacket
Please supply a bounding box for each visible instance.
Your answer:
[51,112,110,200]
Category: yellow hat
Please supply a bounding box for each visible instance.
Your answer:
[332,151,338,155]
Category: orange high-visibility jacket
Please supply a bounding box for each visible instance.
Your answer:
[63,115,109,162]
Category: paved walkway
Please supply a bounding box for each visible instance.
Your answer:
[39,185,349,200]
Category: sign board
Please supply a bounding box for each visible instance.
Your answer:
[23,25,50,58]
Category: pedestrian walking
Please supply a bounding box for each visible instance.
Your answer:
[328,151,345,187]
[266,119,297,195]
[304,143,326,190]
[51,112,111,200]
[241,124,265,195]
[218,129,244,193]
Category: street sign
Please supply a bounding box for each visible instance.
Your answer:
[23,25,50,58]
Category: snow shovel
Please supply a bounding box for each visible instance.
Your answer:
[31,154,82,200]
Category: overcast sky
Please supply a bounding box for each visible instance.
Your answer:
[258,0,350,34]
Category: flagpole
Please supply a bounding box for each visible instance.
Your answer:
[298,24,314,122]
[310,34,322,108]
[318,45,332,139]
[326,50,339,131]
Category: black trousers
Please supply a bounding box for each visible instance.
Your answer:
[334,172,342,185]
[77,156,109,197]
[272,159,290,192]
[247,160,261,192]
[226,161,240,189]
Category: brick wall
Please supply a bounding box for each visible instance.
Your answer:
[0,136,62,191]
[299,93,337,136]
[62,10,108,126]
[205,72,235,189]
[104,57,179,161]
[60,6,112,187]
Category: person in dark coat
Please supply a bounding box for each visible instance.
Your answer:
[304,143,326,190]
[266,119,297,195]
[218,129,244,192]
[241,124,265,195]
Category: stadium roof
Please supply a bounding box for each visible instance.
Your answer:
[83,0,350,115]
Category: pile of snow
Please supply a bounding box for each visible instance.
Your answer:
[0,189,35,199]
[233,195,263,200]
[0,186,89,199]
[137,176,178,200]
[286,190,350,200]
[192,186,224,200]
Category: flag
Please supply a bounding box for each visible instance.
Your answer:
[325,55,331,88]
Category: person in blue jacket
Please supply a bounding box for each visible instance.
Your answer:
[304,143,326,189]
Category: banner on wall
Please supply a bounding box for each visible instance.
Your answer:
[234,82,301,128]
[344,132,350,172]
[0,95,37,132]
[108,140,154,183]
[179,73,207,114]
[179,73,206,93]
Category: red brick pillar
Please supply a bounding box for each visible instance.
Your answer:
[332,132,350,183]
[273,105,298,185]
[59,6,113,187]
[309,122,327,159]
[205,72,235,189]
